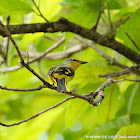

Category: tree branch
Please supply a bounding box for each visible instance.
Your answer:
[0,96,75,127]
[0,85,45,91]
[1,16,10,67]
[0,43,87,73]
[0,77,125,127]
[99,64,140,78]
[76,36,128,69]
[0,21,24,63]
[0,37,65,73]
[0,18,140,64]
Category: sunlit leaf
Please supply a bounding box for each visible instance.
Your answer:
[0,0,33,15]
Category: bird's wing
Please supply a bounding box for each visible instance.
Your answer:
[53,66,74,76]
[48,64,74,76]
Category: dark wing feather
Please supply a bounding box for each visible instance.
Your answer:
[53,67,74,76]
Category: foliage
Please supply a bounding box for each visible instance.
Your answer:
[0,0,140,140]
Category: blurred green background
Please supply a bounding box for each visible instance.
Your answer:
[0,0,140,139]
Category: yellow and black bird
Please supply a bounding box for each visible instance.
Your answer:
[48,58,88,92]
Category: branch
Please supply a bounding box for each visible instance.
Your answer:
[0,18,140,64]
[99,64,140,78]
[0,65,22,72]
[0,44,87,73]
[4,16,10,66]
[125,78,140,82]
[0,44,5,63]
[0,85,45,91]
[76,36,128,69]
[76,37,140,76]
[0,21,24,63]
[0,77,125,127]
[0,96,75,127]
[28,44,87,60]
[91,0,103,31]
[87,78,125,106]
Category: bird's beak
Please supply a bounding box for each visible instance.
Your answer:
[80,61,88,64]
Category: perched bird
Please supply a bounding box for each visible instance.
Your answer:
[48,58,88,92]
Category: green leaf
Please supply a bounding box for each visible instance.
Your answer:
[107,0,126,9]
[80,115,129,140]
[113,5,138,21]
[0,0,33,15]
[60,0,83,7]
[115,124,140,138]
[116,83,140,124]
[65,99,89,127]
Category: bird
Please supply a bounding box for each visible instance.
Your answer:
[48,58,88,93]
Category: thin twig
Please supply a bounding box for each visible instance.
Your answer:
[0,96,75,127]
[4,16,10,66]
[0,85,45,92]
[106,0,114,34]
[125,32,140,52]
[99,64,140,78]
[0,65,22,72]
[124,78,140,82]
[31,0,49,23]
[0,44,5,62]
[91,0,103,31]
[0,21,24,63]
[26,47,29,64]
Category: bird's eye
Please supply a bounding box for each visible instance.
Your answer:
[73,59,76,61]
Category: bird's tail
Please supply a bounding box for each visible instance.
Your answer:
[56,78,67,93]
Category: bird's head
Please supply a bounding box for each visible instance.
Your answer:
[63,58,88,70]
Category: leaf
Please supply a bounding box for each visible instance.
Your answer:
[0,0,33,15]
[107,0,126,9]
[65,98,89,127]
[80,115,130,140]
[113,5,138,21]
[60,0,83,7]
[116,83,140,124]
[115,124,140,139]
